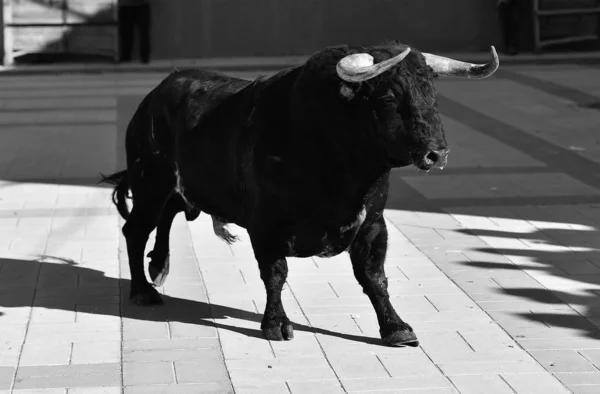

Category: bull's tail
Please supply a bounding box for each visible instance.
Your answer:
[99,170,131,220]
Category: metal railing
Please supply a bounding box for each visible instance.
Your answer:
[2,0,119,65]
[533,0,600,51]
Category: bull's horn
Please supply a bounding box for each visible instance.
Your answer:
[336,47,411,83]
[422,46,499,79]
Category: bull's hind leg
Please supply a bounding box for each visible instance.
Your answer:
[122,156,177,305]
[147,195,185,286]
[148,198,201,286]
[349,217,419,347]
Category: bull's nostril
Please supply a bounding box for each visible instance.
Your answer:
[425,151,439,164]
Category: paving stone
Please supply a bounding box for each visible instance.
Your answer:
[551,261,600,275]
[287,380,345,394]
[377,352,443,377]
[231,381,289,394]
[29,308,76,324]
[122,320,169,340]
[19,343,71,366]
[16,363,120,379]
[0,367,14,390]
[75,306,121,325]
[517,337,600,350]
[122,362,175,386]
[449,374,515,394]
[122,339,220,352]
[438,360,546,376]
[168,322,218,339]
[124,346,223,363]
[351,389,459,394]
[124,383,234,393]
[568,385,600,394]
[315,333,424,356]
[500,373,571,394]
[227,357,335,383]
[341,375,453,392]
[530,349,597,372]
[0,345,20,367]
[162,284,208,302]
[288,281,340,298]
[71,341,120,364]
[174,360,231,384]
[578,348,600,367]
[306,315,364,335]
[269,332,324,358]
[418,331,477,363]
[398,265,450,280]
[554,371,600,386]
[68,388,121,394]
[424,293,479,312]
[14,363,120,390]
[326,354,389,379]
[218,330,274,360]
[0,306,31,325]
[25,330,121,345]
[411,319,497,333]
[457,327,521,353]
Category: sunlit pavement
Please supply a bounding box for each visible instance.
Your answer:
[1,64,600,393]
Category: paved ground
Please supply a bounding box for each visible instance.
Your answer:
[1,62,600,393]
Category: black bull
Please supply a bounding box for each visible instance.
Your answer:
[102,42,499,347]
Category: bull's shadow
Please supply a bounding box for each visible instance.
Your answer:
[0,256,382,345]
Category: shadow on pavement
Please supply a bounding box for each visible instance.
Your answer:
[0,256,384,346]
[385,193,600,340]
[451,225,600,339]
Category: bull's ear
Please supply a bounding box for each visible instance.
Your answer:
[339,82,356,100]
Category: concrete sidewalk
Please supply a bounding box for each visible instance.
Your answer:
[1,63,600,393]
[0,50,599,76]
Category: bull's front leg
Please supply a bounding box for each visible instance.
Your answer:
[251,242,294,341]
[349,216,419,347]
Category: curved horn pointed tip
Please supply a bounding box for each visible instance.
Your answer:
[490,45,499,64]
[485,45,500,77]
[467,45,500,79]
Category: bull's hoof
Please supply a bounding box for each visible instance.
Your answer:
[148,251,170,287]
[382,330,419,347]
[262,322,294,341]
[130,283,163,306]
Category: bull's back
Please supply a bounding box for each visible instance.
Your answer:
[125,69,251,162]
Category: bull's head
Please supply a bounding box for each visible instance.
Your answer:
[326,43,499,171]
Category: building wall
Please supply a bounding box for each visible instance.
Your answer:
[0,4,4,63]
[147,0,506,59]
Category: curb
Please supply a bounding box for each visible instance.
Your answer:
[0,52,599,77]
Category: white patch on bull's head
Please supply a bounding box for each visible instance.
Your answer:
[341,205,367,233]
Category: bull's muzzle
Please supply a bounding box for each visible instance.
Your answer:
[422,148,449,170]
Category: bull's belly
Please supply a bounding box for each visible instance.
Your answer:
[286,206,367,258]
[286,232,354,258]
